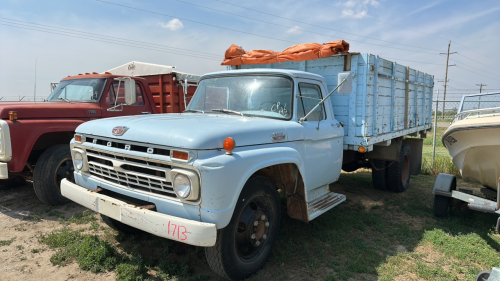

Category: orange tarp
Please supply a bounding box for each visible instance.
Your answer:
[221,40,350,66]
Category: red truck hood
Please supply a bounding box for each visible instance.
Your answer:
[0,102,101,119]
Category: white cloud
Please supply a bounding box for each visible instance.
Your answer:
[158,18,184,31]
[339,0,379,18]
[286,25,303,35]
[341,9,368,19]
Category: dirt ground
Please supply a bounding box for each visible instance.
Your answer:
[0,182,114,281]
[1,174,498,281]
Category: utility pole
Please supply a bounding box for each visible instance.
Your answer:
[34,58,37,102]
[476,83,486,109]
[440,41,457,118]
[476,83,487,93]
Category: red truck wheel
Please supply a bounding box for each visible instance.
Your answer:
[205,176,280,280]
[33,145,73,205]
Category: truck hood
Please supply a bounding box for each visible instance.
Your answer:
[76,113,302,150]
[0,102,101,119]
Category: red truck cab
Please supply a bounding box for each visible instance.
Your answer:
[0,61,199,205]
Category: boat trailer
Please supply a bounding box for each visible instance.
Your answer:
[432,174,500,231]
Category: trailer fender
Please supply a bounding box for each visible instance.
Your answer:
[432,173,456,197]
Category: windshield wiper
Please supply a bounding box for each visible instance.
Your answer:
[184,109,204,113]
[211,109,244,116]
[57,97,70,103]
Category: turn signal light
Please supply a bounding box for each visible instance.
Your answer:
[358,146,366,153]
[223,137,235,154]
[8,111,17,121]
[74,134,82,143]
[172,150,189,161]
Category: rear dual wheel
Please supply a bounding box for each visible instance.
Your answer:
[371,143,412,193]
[206,176,280,281]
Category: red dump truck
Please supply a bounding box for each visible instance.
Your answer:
[0,61,200,205]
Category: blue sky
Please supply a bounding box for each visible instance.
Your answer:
[1,0,499,100]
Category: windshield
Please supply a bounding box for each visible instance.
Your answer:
[186,75,293,119]
[460,92,500,113]
[47,78,107,102]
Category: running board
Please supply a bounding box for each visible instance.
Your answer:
[307,192,346,221]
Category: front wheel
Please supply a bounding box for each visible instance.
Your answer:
[33,145,74,205]
[205,176,281,280]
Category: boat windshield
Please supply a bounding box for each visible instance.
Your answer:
[47,78,107,102]
[452,92,500,123]
[186,75,293,120]
[460,92,500,113]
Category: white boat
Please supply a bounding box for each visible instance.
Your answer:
[442,92,500,190]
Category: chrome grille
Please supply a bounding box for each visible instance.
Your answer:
[85,137,170,157]
[86,149,176,198]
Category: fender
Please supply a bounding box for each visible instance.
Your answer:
[432,173,456,197]
[196,144,304,228]
[8,119,89,172]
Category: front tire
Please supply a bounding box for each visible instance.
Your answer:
[205,176,281,280]
[387,142,412,193]
[33,145,74,205]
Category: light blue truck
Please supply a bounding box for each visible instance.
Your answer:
[60,53,433,280]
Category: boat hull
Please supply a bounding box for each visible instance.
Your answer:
[442,115,500,190]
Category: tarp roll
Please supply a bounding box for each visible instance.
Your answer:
[221,40,350,66]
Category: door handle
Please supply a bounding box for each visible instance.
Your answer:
[141,111,151,114]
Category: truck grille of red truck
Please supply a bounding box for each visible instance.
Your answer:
[85,149,177,198]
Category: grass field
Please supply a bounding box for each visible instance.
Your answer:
[420,125,460,176]
[3,121,494,281]
[24,171,498,281]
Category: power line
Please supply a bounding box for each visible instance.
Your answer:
[450,57,500,75]
[198,0,446,53]
[95,0,442,56]
[452,40,500,66]
[306,0,500,69]
[305,0,449,42]
[455,65,500,82]
[0,20,223,61]
[456,53,500,73]
[383,57,445,65]
[95,0,297,44]
[0,17,222,59]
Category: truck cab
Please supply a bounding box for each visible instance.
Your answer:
[0,61,199,206]
[61,69,350,280]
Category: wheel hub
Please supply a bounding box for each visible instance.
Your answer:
[250,214,269,247]
[235,197,273,261]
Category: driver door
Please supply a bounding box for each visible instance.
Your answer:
[102,81,151,118]
[297,81,344,191]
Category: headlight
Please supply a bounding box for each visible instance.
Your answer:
[173,173,191,198]
[73,151,84,170]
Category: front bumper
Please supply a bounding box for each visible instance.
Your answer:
[61,179,217,247]
[0,162,7,179]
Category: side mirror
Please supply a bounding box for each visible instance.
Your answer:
[123,78,137,105]
[114,77,137,105]
[337,72,352,94]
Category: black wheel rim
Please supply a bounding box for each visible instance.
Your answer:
[55,157,75,192]
[234,196,273,262]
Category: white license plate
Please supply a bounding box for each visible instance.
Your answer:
[97,198,121,221]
